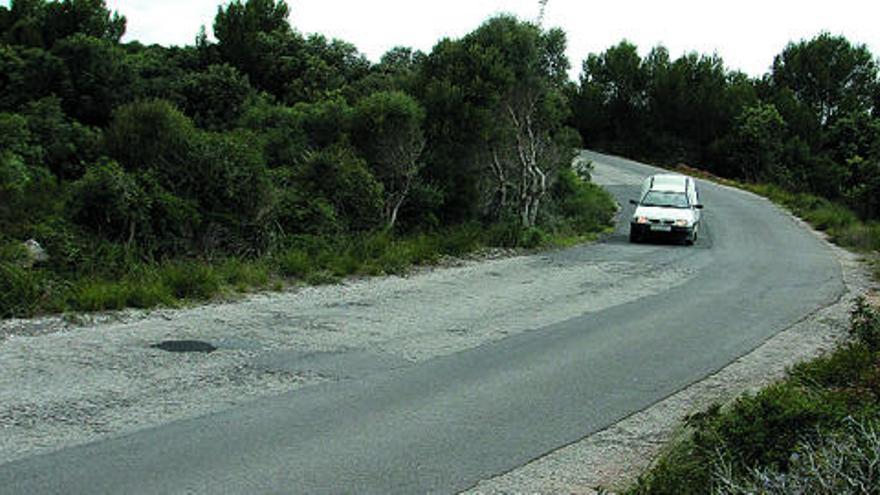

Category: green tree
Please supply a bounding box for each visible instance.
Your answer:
[2,0,125,48]
[103,99,196,173]
[214,0,295,97]
[0,44,68,111]
[238,100,309,168]
[179,63,255,130]
[295,145,384,232]
[580,40,646,151]
[51,33,133,125]
[353,91,426,228]
[21,96,100,180]
[42,0,126,45]
[772,33,879,127]
[726,103,787,182]
[417,15,573,225]
[68,158,149,244]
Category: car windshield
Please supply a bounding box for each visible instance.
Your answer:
[641,190,690,208]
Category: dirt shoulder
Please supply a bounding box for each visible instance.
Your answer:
[0,238,697,465]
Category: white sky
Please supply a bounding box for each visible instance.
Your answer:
[6,1,880,78]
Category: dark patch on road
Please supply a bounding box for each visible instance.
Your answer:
[150,340,217,353]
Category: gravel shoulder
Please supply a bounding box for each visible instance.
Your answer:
[0,220,695,465]
[465,172,875,494]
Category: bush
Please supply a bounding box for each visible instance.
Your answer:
[633,384,836,494]
[0,263,52,318]
[295,145,384,232]
[715,418,880,494]
[270,168,343,236]
[68,159,150,243]
[159,262,221,300]
[551,168,617,234]
[179,64,255,130]
[216,258,270,291]
[185,131,274,255]
[632,297,880,495]
[851,296,880,352]
[276,248,312,279]
[103,99,195,172]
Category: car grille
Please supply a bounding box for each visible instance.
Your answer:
[648,219,675,225]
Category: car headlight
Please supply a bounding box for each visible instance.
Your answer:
[674,219,690,227]
[634,216,649,224]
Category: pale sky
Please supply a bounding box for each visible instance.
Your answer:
[6,1,880,78]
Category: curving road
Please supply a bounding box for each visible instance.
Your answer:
[0,151,843,494]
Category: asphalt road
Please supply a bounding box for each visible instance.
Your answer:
[0,151,843,494]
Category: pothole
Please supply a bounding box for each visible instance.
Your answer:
[150,340,217,353]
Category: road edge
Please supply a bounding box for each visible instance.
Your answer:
[464,170,872,495]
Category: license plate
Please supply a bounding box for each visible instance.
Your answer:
[650,224,672,232]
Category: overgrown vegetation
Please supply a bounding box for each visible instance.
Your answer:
[571,34,880,229]
[0,0,615,318]
[629,299,880,494]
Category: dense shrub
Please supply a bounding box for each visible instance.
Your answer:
[551,168,617,233]
[0,263,52,318]
[631,298,880,495]
[179,63,255,130]
[68,159,150,243]
[851,296,880,352]
[295,145,384,232]
[103,99,195,173]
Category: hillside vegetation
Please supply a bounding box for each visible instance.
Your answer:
[571,36,880,241]
[0,0,616,317]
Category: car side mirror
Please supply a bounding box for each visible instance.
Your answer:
[694,204,704,209]
[629,199,639,205]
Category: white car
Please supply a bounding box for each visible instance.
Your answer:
[629,174,703,245]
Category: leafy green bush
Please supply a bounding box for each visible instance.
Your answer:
[103,99,195,172]
[68,159,150,243]
[216,258,270,291]
[790,342,875,391]
[631,297,880,495]
[851,296,880,352]
[632,384,835,494]
[549,168,616,235]
[276,248,312,278]
[0,263,51,318]
[239,101,309,169]
[159,262,221,300]
[715,418,880,495]
[295,145,384,232]
[179,64,255,130]
[184,131,274,255]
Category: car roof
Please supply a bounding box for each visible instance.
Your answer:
[646,174,688,193]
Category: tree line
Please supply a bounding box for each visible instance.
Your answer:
[2,0,609,273]
[3,0,878,297]
[570,35,880,220]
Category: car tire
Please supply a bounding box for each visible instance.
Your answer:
[685,224,699,246]
[629,230,640,243]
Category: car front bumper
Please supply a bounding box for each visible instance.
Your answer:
[630,223,694,240]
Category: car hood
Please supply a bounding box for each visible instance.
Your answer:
[634,205,696,222]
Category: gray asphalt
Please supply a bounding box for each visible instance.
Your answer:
[0,151,843,494]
